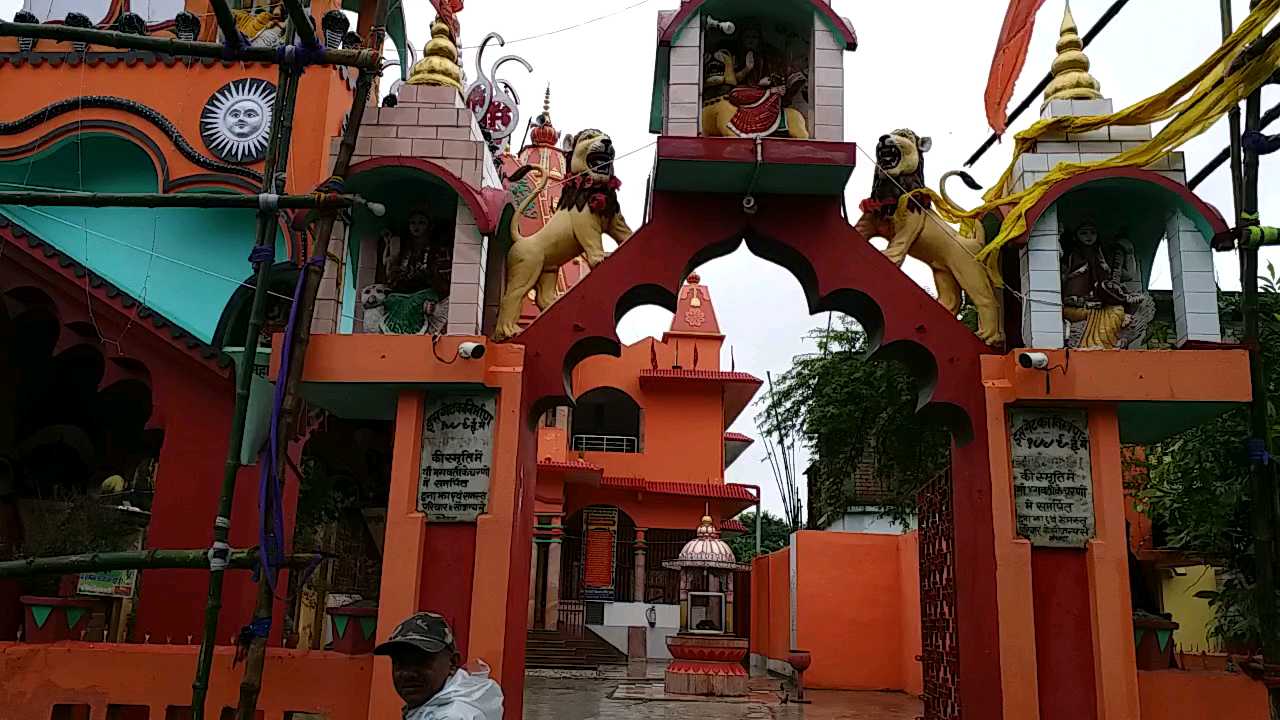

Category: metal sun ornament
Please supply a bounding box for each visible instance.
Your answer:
[199,79,276,164]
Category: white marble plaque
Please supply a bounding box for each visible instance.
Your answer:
[1010,409,1095,548]
[418,390,497,522]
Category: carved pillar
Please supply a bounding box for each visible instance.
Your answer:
[545,535,562,630]
[633,528,647,603]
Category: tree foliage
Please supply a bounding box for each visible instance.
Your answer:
[755,315,953,528]
[1138,282,1280,648]
[726,510,793,562]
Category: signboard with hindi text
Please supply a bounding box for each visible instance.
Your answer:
[1010,408,1095,549]
[418,390,497,522]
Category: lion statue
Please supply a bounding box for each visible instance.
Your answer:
[494,129,634,341]
[853,129,1004,345]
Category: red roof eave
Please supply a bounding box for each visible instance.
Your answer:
[537,457,604,485]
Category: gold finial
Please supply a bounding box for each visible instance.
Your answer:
[1042,1,1102,107]
[407,14,463,89]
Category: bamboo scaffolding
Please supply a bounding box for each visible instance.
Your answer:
[230,0,388,707]
[0,20,379,69]
[0,550,327,577]
[0,191,383,213]
[190,23,305,719]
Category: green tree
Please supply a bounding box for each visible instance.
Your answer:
[727,510,793,562]
[755,315,954,528]
[1138,285,1280,649]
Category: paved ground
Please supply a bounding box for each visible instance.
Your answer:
[523,676,922,720]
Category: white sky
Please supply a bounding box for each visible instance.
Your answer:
[8,0,1280,519]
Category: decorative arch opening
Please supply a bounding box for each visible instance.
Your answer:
[0,134,285,343]
[517,192,986,447]
[570,387,642,454]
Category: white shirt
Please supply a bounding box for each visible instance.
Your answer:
[403,667,503,720]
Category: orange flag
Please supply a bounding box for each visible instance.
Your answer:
[985,0,1049,135]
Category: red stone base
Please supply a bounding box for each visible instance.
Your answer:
[665,634,749,697]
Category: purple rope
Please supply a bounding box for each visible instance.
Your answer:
[257,255,325,592]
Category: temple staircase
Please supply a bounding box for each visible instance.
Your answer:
[525,627,627,670]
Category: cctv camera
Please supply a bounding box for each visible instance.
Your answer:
[458,341,486,360]
[1017,351,1049,370]
[742,195,757,214]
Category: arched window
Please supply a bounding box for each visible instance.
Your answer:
[570,387,641,453]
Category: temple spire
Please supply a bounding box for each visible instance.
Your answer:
[530,84,559,147]
[667,273,722,336]
[1042,1,1102,108]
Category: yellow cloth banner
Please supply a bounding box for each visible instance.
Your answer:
[908,0,1280,282]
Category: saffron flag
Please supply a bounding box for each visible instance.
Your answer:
[985,0,1049,135]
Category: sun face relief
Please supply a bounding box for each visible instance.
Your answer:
[200,79,276,164]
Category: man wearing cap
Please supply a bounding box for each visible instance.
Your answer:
[374,612,504,719]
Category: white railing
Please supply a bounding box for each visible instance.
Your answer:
[571,434,639,453]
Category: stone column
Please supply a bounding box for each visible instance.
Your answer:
[545,536,562,631]
[633,528,647,603]
[1019,206,1065,348]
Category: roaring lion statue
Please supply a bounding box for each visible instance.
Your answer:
[494,129,634,341]
[853,129,1004,345]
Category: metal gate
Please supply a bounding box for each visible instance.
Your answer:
[918,468,960,720]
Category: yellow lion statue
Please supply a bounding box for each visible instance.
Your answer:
[853,129,1004,345]
[494,129,634,341]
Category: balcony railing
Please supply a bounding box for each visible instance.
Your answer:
[571,434,639,453]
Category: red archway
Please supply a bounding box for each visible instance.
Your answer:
[504,190,1005,719]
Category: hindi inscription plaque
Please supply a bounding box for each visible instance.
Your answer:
[1010,408,1095,548]
[418,390,497,522]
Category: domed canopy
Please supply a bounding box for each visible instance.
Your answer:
[664,516,748,571]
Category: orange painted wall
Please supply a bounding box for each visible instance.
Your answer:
[0,1,351,196]
[0,643,371,720]
[571,336,730,485]
[766,548,791,662]
[898,530,923,696]
[1137,670,1268,720]
[751,531,922,693]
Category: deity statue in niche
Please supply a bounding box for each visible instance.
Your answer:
[359,205,452,335]
[1060,221,1155,349]
[701,19,810,139]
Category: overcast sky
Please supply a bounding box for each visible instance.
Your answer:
[8,0,1279,521]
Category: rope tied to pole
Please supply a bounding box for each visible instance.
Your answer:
[247,245,275,265]
[276,40,329,72]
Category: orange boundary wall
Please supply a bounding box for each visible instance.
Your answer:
[751,530,922,694]
[1137,670,1268,720]
[0,644,372,720]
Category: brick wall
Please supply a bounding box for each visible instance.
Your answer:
[319,84,503,336]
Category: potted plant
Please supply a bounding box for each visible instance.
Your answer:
[16,490,140,642]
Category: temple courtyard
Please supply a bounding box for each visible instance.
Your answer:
[522,675,922,720]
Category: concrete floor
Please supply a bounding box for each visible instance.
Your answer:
[523,676,922,720]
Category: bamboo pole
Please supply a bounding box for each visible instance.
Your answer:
[231,1,388,711]
[0,550,327,577]
[278,0,319,51]
[1239,24,1280,695]
[205,0,242,55]
[189,27,304,720]
[1221,0,1246,218]
[0,191,383,213]
[0,20,379,69]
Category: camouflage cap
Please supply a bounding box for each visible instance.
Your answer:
[373,611,455,656]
